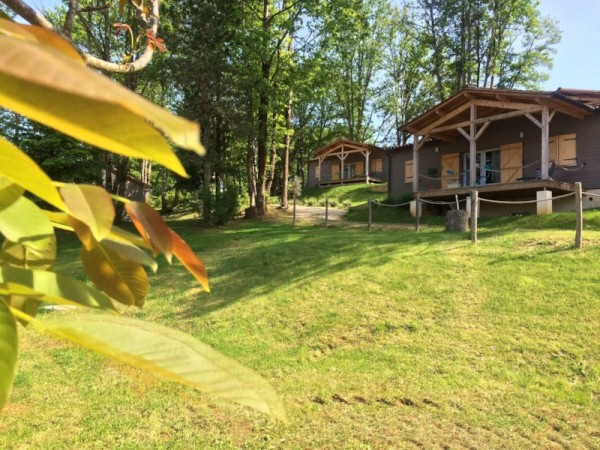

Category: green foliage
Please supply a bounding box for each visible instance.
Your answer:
[0,18,283,420]
[202,184,240,227]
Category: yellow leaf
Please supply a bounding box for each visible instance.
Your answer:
[102,235,158,273]
[36,314,287,422]
[170,229,209,292]
[0,31,205,176]
[81,243,149,307]
[0,196,54,251]
[0,236,56,270]
[0,298,17,411]
[0,135,67,211]
[125,202,173,262]
[0,18,84,64]
[0,266,117,312]
[60,184,115,242]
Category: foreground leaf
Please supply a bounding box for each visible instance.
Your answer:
[0,196,54,251]
[125,202,173,262]
[0,266,116,312]
[60,184,115,242]
[0,135,66,211]
[0,299,17,411]
[102,235,158,273]
[81,243,148,307]
[38,315,287,422]
[0,29,205,176]
[170,229,209,292]
[0,177,23,210]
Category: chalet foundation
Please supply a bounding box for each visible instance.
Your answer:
[536,190,553,215]
[409,200,422,218]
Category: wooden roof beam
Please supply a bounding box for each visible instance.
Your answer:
[421,101,473,134]
[430,105,542,134]
[473,99,543,110]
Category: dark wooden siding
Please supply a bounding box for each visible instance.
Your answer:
[389,111,600,198]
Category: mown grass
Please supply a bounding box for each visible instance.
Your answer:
[301,183,387,208]
[3,211,600,448]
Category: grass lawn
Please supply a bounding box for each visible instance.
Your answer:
[300,183,388,208]
[3,211,600,448]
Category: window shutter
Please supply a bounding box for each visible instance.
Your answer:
[548,136,558,163]
[558,134,577,166]
[356,161,364,175]
[371,159,382,172]
[405,160,413,183]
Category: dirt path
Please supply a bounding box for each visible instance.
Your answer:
[290,205,346,222]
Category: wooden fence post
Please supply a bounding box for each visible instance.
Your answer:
[415,194,421,232]
[325,197,329,227]
[575,182,583,249]
[471,190,478,244]
[292,196,296,228]
[368,194,372,232]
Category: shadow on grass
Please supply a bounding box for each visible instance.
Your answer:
[157,218,470,320]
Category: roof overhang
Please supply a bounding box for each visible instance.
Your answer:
[314,138,381,158]
[401,87,599,141]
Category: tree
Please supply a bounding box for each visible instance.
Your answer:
[0,18,285,421]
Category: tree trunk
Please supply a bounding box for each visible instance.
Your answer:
[281,94,292,209]
[446,210,468,232]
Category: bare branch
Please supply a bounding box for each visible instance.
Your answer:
[1,0,55,30]
[1,0,160,74]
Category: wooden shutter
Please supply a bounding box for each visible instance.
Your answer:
[356,161,364,176]
[371,159,382,172]
[548,136,558,163]
[559,133,577,166]
[405,160,413,183]
[331,163,340,180]
[500,142,523,183]
[441,153,460,189]
[315,164,320,179]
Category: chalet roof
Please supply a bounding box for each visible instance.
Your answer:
[313,138,380,158]
[400,87,600,141]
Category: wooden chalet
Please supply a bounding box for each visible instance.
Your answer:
[307,138,388,187]
[388,87,600,216]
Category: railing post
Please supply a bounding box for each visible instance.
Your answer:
[575,182,583,249]
[325,197,329,227]
[368,194,372,232]
[415,194,421,232]
[471,190,478,244]
[292,196,297,228]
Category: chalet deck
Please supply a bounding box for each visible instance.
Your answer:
[417,179,576,201]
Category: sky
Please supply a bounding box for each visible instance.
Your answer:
[23,0,600,91]
[538,0,600,90]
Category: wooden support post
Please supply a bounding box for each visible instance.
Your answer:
[318,158,322,186]
[412,137,419,193]
[292,196,296,228]
[541,105,550,179]
[368,194,372,232]
[415,194,421,232]
[471,190,478,244]
[325,197,329,227]
[365,150,370,184]
[575,182,583,248]
[469,102,477,186]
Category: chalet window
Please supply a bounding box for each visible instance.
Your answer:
[405,160,413,183]
[549,133,577,166]
[370,159,383,172]
[315,164,320,179]
[344,162,356,178]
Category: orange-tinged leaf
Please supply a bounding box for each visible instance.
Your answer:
[0,135,67,211]
[101,235,158,273]
[81,243,148,307]
[60,184,114,242]
[169,229,209,292]
[125,202,172,262]
[68,217,95,250]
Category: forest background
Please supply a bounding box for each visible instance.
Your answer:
[0,0,563,221]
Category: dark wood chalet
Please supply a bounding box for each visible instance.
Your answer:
[388,87,600,216]
[307,138,389,187]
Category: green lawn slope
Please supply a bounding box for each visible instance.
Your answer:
[3,212,600,448]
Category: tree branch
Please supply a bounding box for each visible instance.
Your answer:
[1,0,160,74]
